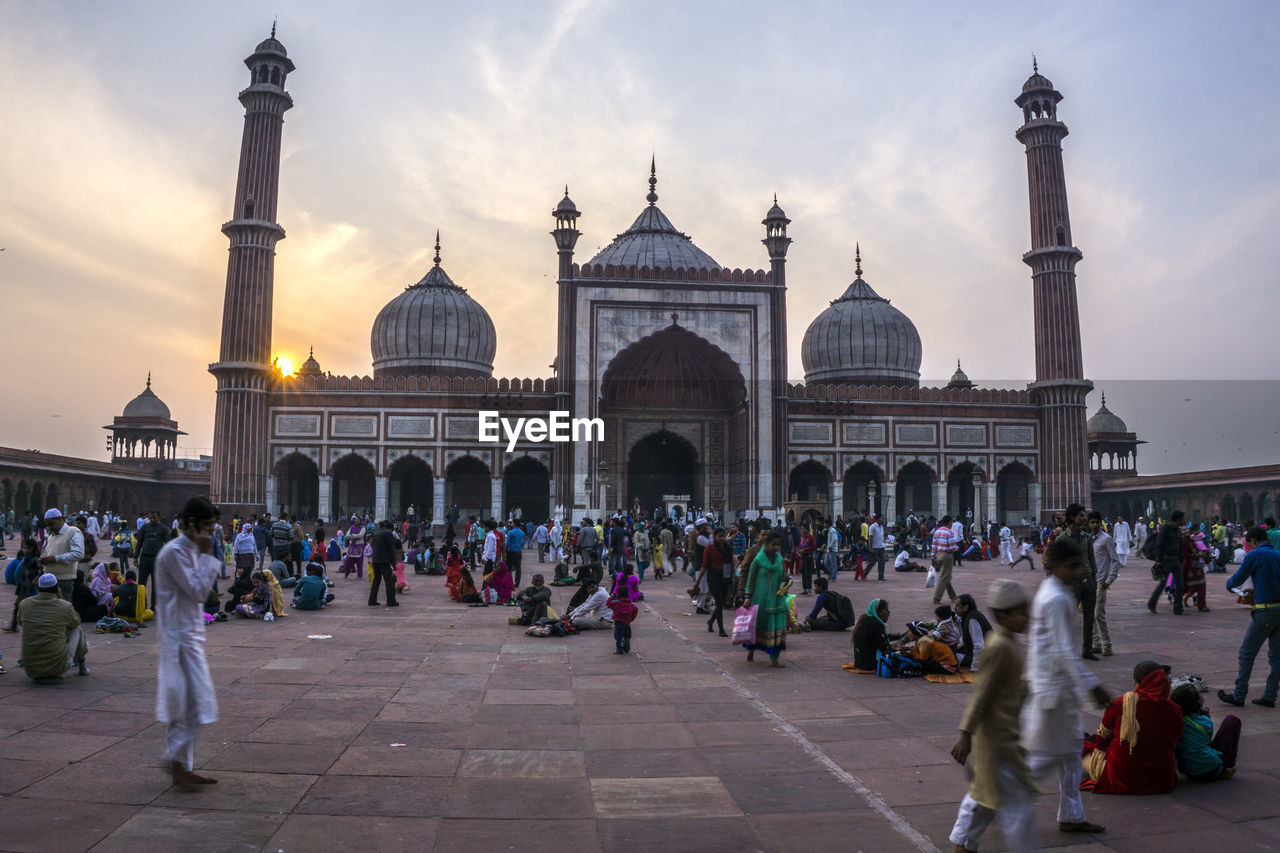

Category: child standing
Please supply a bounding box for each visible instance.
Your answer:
[1171,683,1240,781]
[607,588,638,654]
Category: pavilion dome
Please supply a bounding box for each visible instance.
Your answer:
[121,375,172,420]
[947,360,974,389]
[801,250,922,386]
[1022,71,1054,93]
[298,347,322,376]
[1087,393,1129,434]
[585,163,721,272]
[370,238,496,379]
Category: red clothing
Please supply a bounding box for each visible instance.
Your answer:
[607,597,638,625]
[1082,669,1183,795]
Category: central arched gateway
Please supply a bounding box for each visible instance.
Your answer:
[599,322,749,515]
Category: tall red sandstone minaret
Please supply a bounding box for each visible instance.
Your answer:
[1016,61,1093,518]
[209,27,294,514]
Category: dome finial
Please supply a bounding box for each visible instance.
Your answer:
[309,345,314,358]
[854,243,863,278]
[1032,53,1037,74]
[646,155,658,206]
[433,230,441,267]
[957,358,962,370]
[146,371,151,389]
[1100,390,1107,408]
[271,17,277,39]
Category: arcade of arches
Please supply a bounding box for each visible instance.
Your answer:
[0,449,207,521]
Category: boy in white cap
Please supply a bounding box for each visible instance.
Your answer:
[17,573,89,684]
[38,508,83,600]
[949,579,1034,852]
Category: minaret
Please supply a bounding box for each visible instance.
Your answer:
[1016,60,1092,518]
[551,185,582,511]
[209,27,295,514]
[762,195,792,509]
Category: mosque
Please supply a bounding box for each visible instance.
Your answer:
[206,32,1109,532]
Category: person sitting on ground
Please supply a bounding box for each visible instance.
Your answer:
[234,571,269,618]
[894,544,924,572]
[268,559,297,589]
[550,561,575,585]
[516,574,553,625]
[1082,660,1183,794]
[18,573,90,683]
[1171,682,1240,782]
[6,538,42,632]
[566,581,612,629]
[112,569,149,622]
[71,568,109,623]
[261,567,288,617]
[457,565,482,604]
[444,546,465,600]
[954,593,991,672]
[805,577,855,631]
[851,598,897,670]
[489,559,515,603]
[568,561,605,610]
[223,566,254,613]
[931,604,963,650]
[292,564,335,610]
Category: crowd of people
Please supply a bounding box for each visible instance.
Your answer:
[3,497,1277,849]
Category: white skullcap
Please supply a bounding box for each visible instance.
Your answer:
[44,508,63,520]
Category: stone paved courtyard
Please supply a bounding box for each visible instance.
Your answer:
[2,553,1278,853]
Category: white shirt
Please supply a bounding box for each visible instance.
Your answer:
[533,526,548,544]
[1092,530,1121,586]
[1113,521,1132,549]
[86,516,101,537]
[999,526,1013,543]
[482,530,498,562]
[951,521,964,542]
[1023,574,1100,755]
[568,588,611,621]
[1019,541,1032,556]
[154,534,221,726]
[869,522,884,549]
[894,550,910,569]
[826,527,841,549]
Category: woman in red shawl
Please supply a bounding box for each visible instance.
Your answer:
[444,546,464,601]
[489,560,515,603]
[1081,660,1183,795]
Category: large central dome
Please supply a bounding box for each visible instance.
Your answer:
[585,163,721,271]
[370,238,496,379]
[801,249,922,386]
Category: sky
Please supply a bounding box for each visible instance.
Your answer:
[1,0,1277,474]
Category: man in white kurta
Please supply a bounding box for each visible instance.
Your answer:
[1112,516,1132,566]
[999,524,1014,564]
[154,499,222,787]
[1022,538,1110,835]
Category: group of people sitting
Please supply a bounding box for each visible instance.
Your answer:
[224,560,336,619]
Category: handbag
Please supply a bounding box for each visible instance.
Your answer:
[731,604,758,645]
[1150,562,1164,581]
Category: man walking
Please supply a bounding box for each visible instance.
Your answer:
[505,520,525,588]
[1219,527,1280,709]
[999,523,1014,565]
[1089,510,1120,657]
[1058,504,1099,660]
[1023,537,1110,837]
[1112,515,1132,566]
[134,510,170,609]
[868,515,886,581]
[155,497,222,789]
[931,516,958,605]
[368,520,399,607]
[1147,510,1187,615]
[824,520,842,583]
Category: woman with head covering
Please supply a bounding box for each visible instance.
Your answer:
[741,532,788,666]
[852,599,895,671]
[444,546,465,600]
[260,567,288,618]
[71,568,109,622]
[89,563,115,617]
[490,559,515,603]
[343,516,366,579]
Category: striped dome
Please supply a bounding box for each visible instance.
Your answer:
[370,262,496,379]
[801,267,922,386]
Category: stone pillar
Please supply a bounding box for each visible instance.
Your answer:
[432,477,445,533]
[374,476,388,522]
[317,475,332,522]
[932,482,947,520]
[829,480,844,521]
[882,482,897,524]
[986,482,998,529]
[548,478,557,521]
[1029,482,1043,523]
[264,475,278,518]
[491,477,503,522]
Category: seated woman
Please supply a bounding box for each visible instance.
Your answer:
[88,564,116,619]
[224,566,255,613]
[71,569,109,623]
[851,598,897,671]
[489,560,515,603]
[444,546,465,600]
[610,564,641,603]
[235,572,269,618]
[900,621,958,674]
[457,566,482,604]
[1171,682,1240,782]
[1082,660,1183,794]
[516,574,552,625]
[550,561,575,585]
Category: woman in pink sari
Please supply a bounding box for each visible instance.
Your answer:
[343,516,367,579]
[490,560,515,603]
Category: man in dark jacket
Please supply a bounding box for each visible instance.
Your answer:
[134,511,170,609]
[805,578,855,630]
[1147,510,1186,616]
[252,515,270,569]
[368,520,399,607]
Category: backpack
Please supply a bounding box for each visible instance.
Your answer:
[1141,527,1162,561]
[876,650,923,679]
[5,557,20,585]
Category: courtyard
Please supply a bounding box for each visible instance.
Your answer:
[1,555,1277,853]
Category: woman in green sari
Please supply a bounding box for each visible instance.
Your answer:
[742,532,788,666]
